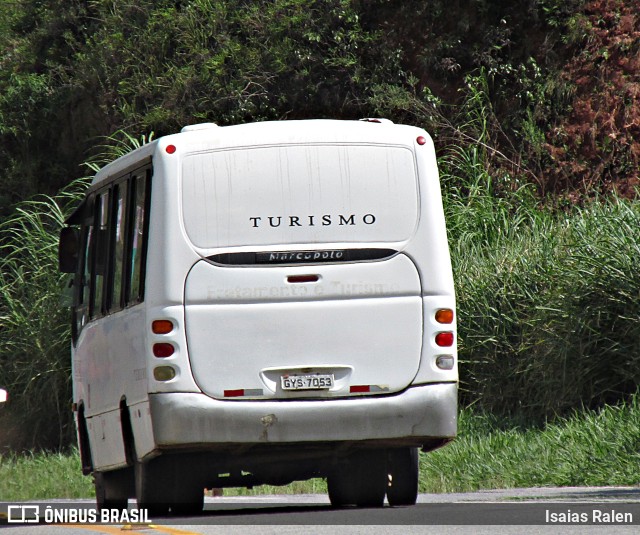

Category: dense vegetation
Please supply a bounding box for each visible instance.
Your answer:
[0,0,638,450]
[7,0,637,208]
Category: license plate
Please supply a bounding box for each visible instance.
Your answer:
[281,374,334,391]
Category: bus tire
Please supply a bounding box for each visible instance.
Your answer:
[354,450,387,507]
[328,469,357,507]
[94,469,131,511]
[328,450,387,508]
[135,459,170,516]
[386,447,419,506]
[170,491,204,516]
[77,410,93,475]
[169,477,204,516]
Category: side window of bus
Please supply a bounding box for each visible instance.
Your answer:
[71,220,93,342]
[86,166,151,319]
[109,181,128,312]
[91,190,110,317]
[77,225,92,327]
[128,171,150,304]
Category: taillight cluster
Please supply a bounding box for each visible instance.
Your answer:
[434,308,455,370]
[152,320,177,381]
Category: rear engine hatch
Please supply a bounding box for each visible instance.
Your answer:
[184,254,422,399]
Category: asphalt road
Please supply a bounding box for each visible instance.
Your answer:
[2,487,640,534]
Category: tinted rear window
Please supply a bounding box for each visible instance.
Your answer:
[182,144,419,248]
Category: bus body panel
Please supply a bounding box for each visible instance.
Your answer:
[85,410,128,470]
[128,399,155,460]
[184,254,423,399]
[185,297,422,400]
[148,383,457,447]
[73,305,147,418]
[72,306,149,471]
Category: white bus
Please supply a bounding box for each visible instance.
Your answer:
[59,119,457,514]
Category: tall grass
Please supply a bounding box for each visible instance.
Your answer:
[421,395,640,492]
[0,132,149,451]
[0,180,88,451]
[441,73,640,420]
[0,448,93,500]
[451,195,640,418]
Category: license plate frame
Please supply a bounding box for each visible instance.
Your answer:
[280,374,335,391]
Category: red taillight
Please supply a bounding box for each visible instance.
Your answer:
[350,385,371,393]
[416,136,427,145]
[166,144,176,154]
[224,389,244,398]
[435,332,454,347]
[152,320,174,334]
[153,343,175,358]
[287,274,319,283]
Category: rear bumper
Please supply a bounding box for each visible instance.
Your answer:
[149,382,457,448]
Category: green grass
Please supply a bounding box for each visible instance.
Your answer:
[0,182,89,451]
[421,397,640,492]
[0,449,93,501]
[449,191,640,420]
[3,397,639,501]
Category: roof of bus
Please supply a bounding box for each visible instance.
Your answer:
[91,119,430,188]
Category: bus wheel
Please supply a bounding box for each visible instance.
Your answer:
[328,450,387,508]
[328,469,357,507]
[170,481,204,515]
[135,459,170,516]
[386,447,419,506]
[94,468,132,511]
[171,472,204,516]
